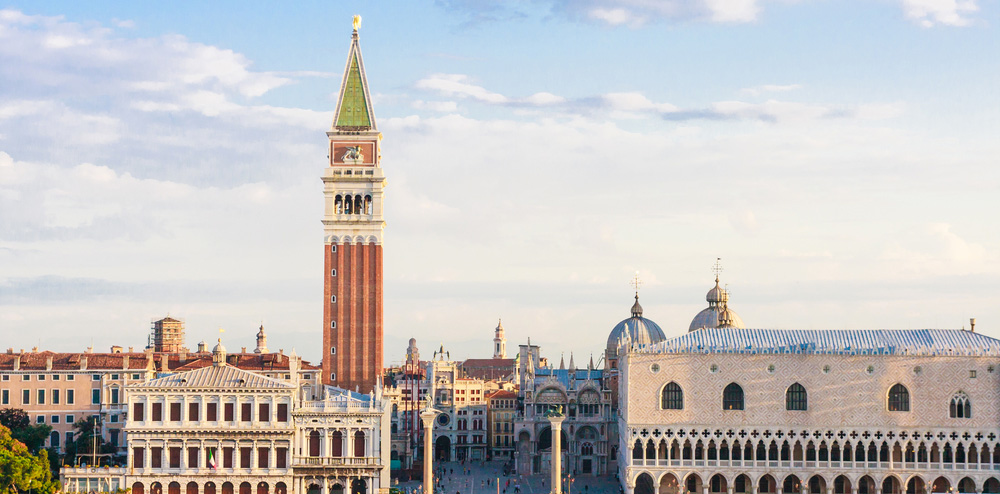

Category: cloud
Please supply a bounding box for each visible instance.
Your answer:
[899,0,978,26]
[413,75,902,124]
[415,74,508,104]
[412,100,460,112]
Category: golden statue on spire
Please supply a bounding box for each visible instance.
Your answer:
[352,15,362,31]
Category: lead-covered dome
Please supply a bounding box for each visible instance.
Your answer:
[689,277,745,332]
[607,295,667,358]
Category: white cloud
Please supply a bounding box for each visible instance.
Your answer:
[412,100,460,112]
[414,74,508,104]
[587,8,647,26]
[899,0,978,26]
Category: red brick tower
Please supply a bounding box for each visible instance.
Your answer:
[322,18,385,394]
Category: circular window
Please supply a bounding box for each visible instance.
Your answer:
[709,364,719,374]
[913,366,922,375]
[650,364,660,373]
[989,365,996,374]
[866,365,875,375]
[436,414,450,426]
[822,365,831,374]
[767,364,776,374]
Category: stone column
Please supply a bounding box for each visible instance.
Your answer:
[548,413,566,494]
[420,409,438,494]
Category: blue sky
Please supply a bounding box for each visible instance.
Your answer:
[0,1,998,366]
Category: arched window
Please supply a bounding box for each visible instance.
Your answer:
[661,382,683,410]
[888,383,910,412]
[786,383,807,411]
[723,383,744,410]
[950,393,972,418]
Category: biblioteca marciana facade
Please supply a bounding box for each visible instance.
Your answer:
[617,327,1000,494]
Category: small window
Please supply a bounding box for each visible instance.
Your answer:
[303,374,311,379]
[51,415,59,424]
[36,415,45,424]
[331,347,337,354]
[67,389,75,404]
[331,295,337,303]
[66,374,74,381]
[723,383,744,410]
[92,374,101,381]
[950,393,972,418]
[822,365,831,374]
[52,375,60,381]
[38,375,45,381]
[661,382,683,410]
[331,245,337,253]
[1,375,7,381]
[331,269,337,277]
[709,364,719,373]
[111,374,119,380]
[767,364,776,374]
[786,383,807,411]
[969,370,977,378]
[331,321,337,328]
[132,373,141,379]
[650,364,660,373]
[66,414,75,423]
[866,365,875,375]
[1,390,7,405]
[22,389,30,404]
[22,375,29,381]
[888,383,909,412]
[92,389,100,404]
[330,372,337,381]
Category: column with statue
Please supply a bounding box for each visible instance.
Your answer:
[545,406,566,494]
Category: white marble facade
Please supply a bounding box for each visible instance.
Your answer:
[618,329,1000,494]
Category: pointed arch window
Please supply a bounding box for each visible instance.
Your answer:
[888,383,909,412]
[950,392,971,418]
[786,383,807,411]
[723,383,744,410]
[661,382,683,410]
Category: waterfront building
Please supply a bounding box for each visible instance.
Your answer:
[486,389,517,460]
[617,326,1000,494]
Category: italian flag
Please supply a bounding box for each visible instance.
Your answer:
[208,448,218,470]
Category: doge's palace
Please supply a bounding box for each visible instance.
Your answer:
[618,328,1000,494]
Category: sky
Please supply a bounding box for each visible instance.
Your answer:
[0,0,998,367]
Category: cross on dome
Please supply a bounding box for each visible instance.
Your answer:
[712,257,724,282]
[630,271,643,296]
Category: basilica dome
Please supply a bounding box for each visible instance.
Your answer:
[689,277,745,332]
[607,295,667,358]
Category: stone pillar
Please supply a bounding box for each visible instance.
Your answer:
[420,409,438,494]
[548,413,566,494]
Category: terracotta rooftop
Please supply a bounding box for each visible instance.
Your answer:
[0,350,318,372]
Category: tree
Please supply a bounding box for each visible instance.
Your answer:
[0,409,51,454]
[0,424,60,494]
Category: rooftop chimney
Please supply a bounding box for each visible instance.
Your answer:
[13,355,20,371]
[80,355,88,370]
[970,318,976,332]
[46,356,53,371]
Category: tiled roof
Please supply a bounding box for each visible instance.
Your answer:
[638,328,1000,357]
[0,351,318,372]
[487,390,516,399]
[132,365,294,389]
[461,358,515,380]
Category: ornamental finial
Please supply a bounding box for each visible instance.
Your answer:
[712,257,723,282]
[352,15,362,31]
[630,271,643,297]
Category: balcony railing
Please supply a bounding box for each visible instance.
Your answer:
[292,456,381,467]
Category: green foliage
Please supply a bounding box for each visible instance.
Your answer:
[0,409,52,454]
[0,425,60,494]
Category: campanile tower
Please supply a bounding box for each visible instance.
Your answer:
[322,17,385,394]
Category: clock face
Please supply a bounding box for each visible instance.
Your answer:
[436,414,450,426]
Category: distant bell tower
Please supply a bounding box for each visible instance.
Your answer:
[322,16,386,394]
[493,319,507,359]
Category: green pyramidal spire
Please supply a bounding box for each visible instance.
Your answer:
[334,28,375,131]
